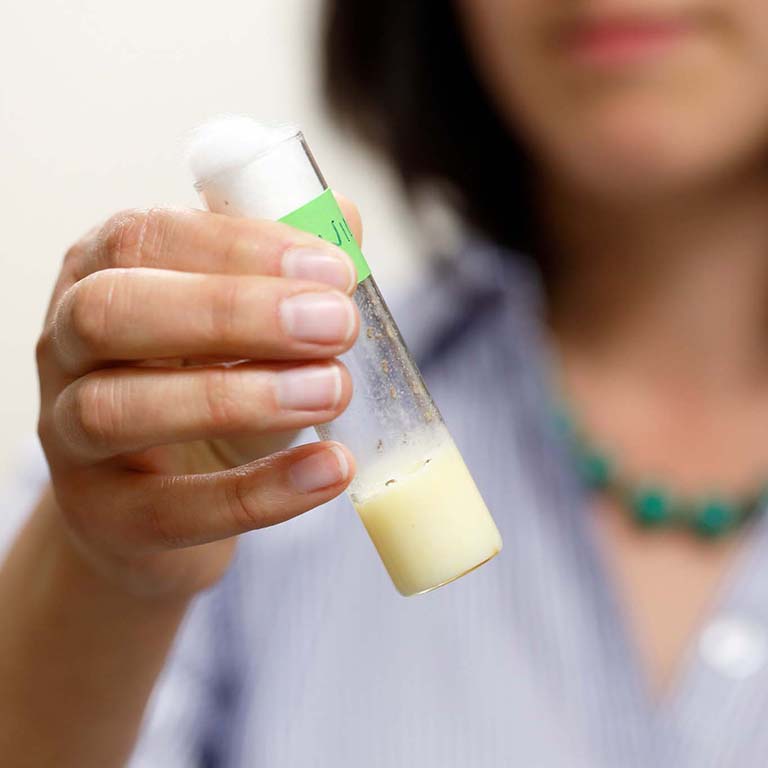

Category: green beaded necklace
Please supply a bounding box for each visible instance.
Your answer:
[553,405,766,539]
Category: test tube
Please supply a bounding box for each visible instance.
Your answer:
[188,116,502,596]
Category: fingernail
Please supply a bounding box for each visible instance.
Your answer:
[282,247,355,293]
[274,364,342,411]
[280,292,355,344]
[289,445,349,492]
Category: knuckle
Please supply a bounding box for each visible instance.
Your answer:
[62,224,104,283]
[203,368,246,431]
[36,410,54,446]
[35,327,55,366]
[99,210,144,266]
[227,472,269,531]
[65,275,114,358]
[133,207,175,267]
[209,278,244,344]
[69,376,119,451]
[62,241,85,272]
[217,217,257,272]
[99,207,174,268]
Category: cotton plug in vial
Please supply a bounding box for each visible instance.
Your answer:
[187,116,502,596]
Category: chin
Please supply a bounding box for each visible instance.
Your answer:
[543,102,768,204]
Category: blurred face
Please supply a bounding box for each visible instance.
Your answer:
[457,1,768,201]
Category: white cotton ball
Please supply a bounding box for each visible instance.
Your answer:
[186,114,298,185]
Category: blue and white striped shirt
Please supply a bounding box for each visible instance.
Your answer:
[5,241,768,767]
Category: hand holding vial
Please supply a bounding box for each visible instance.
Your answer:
[36,196,362,598]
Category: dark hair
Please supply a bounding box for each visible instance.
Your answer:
[323,1,536,253]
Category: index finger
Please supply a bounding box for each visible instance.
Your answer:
[73,205,359,284]
[45,200,361,327]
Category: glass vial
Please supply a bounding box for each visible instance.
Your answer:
[191,124,502,595]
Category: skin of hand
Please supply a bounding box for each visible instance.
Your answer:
[35,197,363,599]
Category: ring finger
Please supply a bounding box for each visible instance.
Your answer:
[53,360,352,461]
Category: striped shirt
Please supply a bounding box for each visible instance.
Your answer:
[5,241,768,767]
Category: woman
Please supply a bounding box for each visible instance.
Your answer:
[3,1,768,765]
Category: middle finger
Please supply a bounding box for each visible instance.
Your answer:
[50,268,358,374]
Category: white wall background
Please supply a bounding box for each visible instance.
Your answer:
[0,0,420,481]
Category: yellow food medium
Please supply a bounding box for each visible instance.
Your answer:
[353,439,502,596]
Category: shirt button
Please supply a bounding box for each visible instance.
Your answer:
[699,616,767,679]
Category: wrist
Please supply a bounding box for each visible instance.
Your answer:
[23,486,193,613]
[0,486,191,768]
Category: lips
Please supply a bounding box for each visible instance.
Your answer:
[559,14,694,67]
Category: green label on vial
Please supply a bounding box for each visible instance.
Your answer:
[279,188,371,283]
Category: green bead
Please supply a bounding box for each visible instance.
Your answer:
[694,499,736,538]
[579,450,612,490]
[632,488,671,527]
